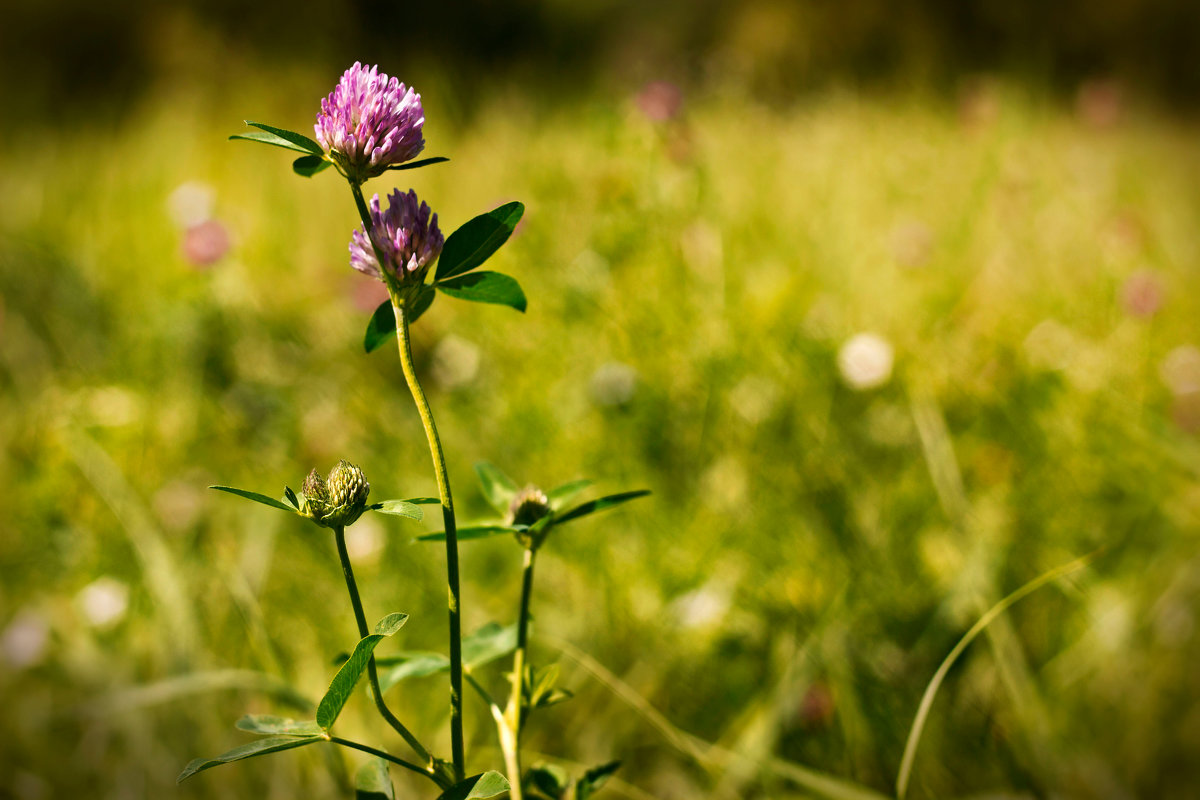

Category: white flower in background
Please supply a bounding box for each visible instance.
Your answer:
[1160,345,1200,396]
[589,362,638,406]
[838,333,894,390]
[167,181,216,229]
[431,335,481,390]
[85,385,141,427]
[77,577,129,630]
[1,610,49,669]
[346,516,385,565]
[670,581,732,630]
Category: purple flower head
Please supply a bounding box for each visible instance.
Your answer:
[315,62,425,182]
[350,189,443,286]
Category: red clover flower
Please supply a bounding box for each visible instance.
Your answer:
[315,62,426,183]
[350,189,444,287]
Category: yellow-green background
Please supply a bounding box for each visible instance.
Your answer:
[2,3,1200,798]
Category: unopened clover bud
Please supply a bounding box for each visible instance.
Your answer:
[299,462,370,528]
[508,485,552,548]
[324,460,371,528]
[300,469,331,521]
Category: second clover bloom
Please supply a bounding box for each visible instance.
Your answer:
[315,62,425,182]
[350,189,444,286]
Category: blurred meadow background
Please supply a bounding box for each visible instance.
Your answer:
[3,1,1200,798]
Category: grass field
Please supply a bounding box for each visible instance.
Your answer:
[2,67,1200,799]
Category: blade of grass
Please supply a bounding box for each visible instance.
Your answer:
[895,550,1100,800]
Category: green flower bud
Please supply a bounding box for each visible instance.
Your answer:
[300,461,370,528]
[508,485,552,548]
[300,469,330,521]
[326,460,371,527]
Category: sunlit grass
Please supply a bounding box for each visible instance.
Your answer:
[2,69,1199,799]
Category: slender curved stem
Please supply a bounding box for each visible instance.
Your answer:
[506,548,537,733]
[501,546,537,800]
[333,525,436,772]
[328,737,438,783]
[348,180,467,781]
[390,304,466,782]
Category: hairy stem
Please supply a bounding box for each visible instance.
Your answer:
[348,180,466,781]
[390,305,466,782]
[333,525,437,775]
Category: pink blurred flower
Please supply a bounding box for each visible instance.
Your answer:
[1171,393,1200,434]
[1077,79,1124,129]
[350,275,390,312]
[1120,270,1165,319]
[636,81,684,122]
[958,77,1000,131]
[799,682,835,728]
[183,219,231,267]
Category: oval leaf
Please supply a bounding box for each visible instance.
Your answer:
[293,154,333,177]
[364,300,396,354]
[177,735,324,783]
[210,485,296,513]
[245,121,323,154]
[229,131,316,154]
[407,285,437,325]
[474,462,519,513]
[435,202,525,281]
[436,271,526,312]
[316,613,409,730]
[415,525,519,543]
[380,652,452,693]
[387,156,450,171]
[526,764,569,797]
[370,500,423,521]
[576,761,622,800]
[556,490,651,526]
[356,757,395,800]
[435,771,511,800]
[236,715,324,737]
[462,622,519,669]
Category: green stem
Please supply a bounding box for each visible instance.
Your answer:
[506,548,536,734]
[348,180,466,781]
[500,547,537,800]
[333,526,436,771]
[462,669,524,797]
[391,304,467,782]
[328,736,439,784]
